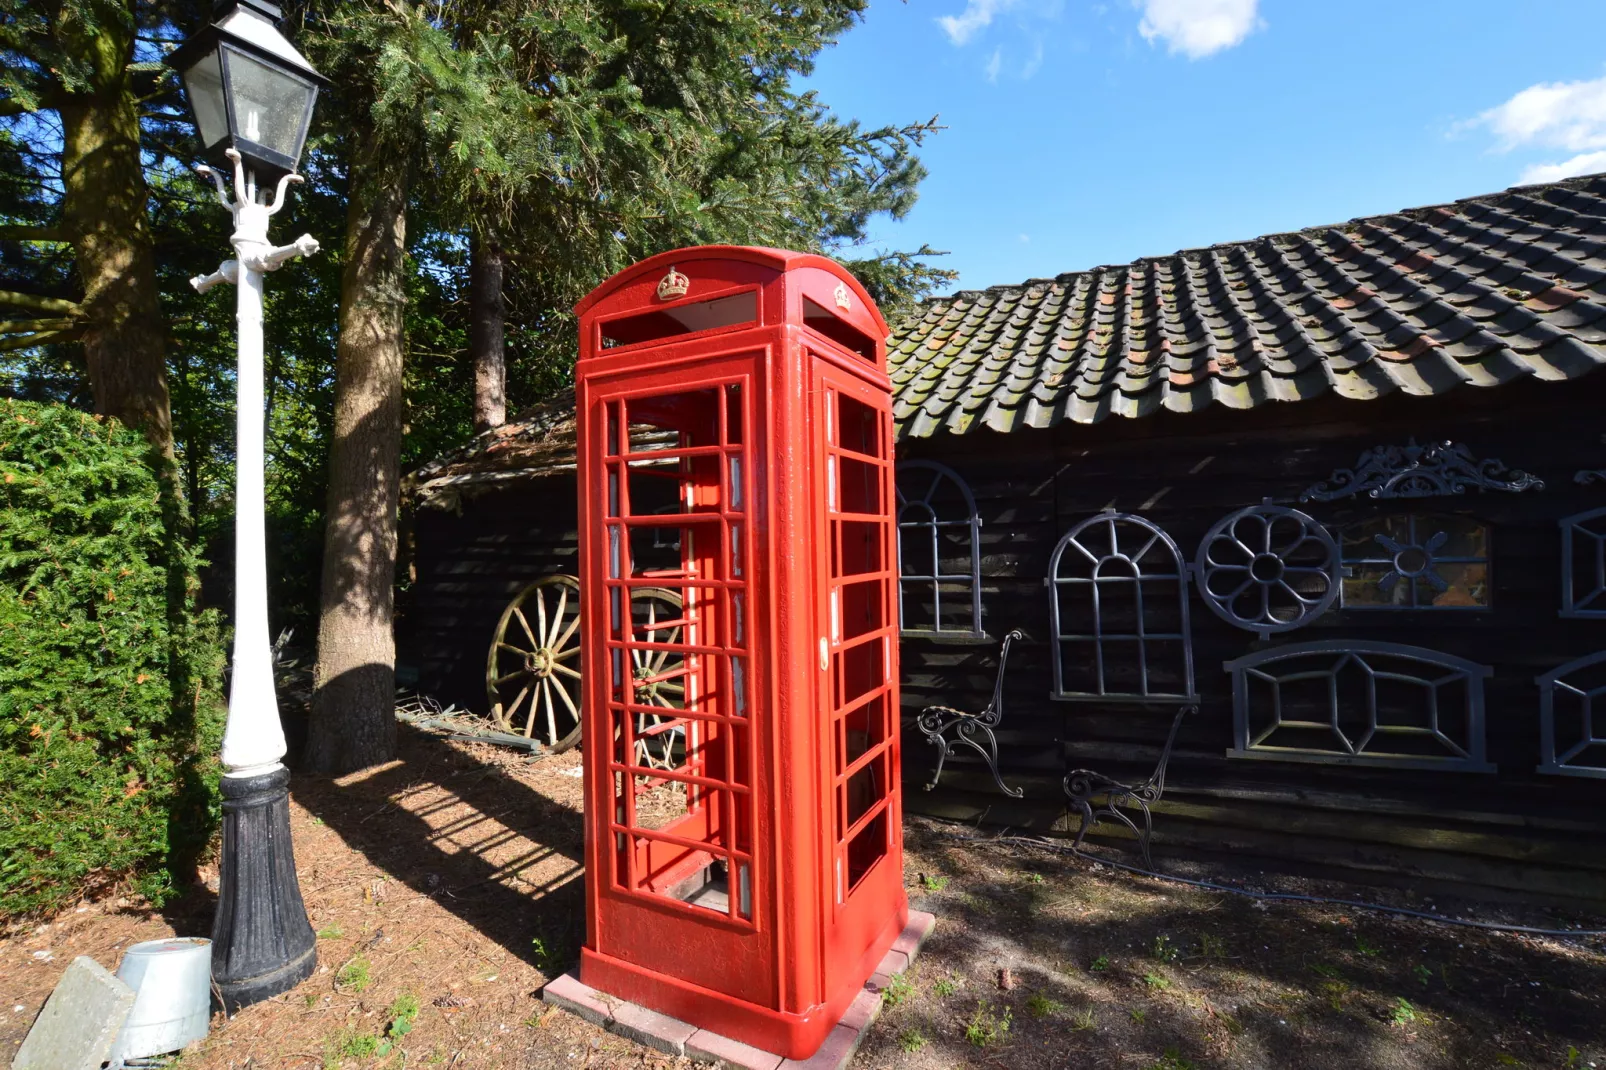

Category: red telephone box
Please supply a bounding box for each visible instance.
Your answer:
[573,247,906,1059]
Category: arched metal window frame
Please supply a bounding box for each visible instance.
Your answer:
[1537,650,1606,779]
[895,460,985,639]
[1048,511,1198,704]
[1335,512,1493,612]
[1224,639,1495,773]
[1560,506,1606,619]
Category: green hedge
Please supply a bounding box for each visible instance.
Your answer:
[0,399,226,918]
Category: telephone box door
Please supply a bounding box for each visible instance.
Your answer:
[809,356,903,982]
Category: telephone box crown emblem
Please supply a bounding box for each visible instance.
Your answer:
[833,281,851,311]
[656,266,690,301]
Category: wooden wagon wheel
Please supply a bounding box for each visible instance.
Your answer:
[627,587,687,772]
[486,575,583,749]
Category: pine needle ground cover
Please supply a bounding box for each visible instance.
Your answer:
[0,399,225,919]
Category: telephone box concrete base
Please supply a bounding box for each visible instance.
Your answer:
[544,911,935,1068]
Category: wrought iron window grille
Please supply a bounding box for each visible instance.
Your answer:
[1047,511,1197,703]
[1578,470,1606,487]
[1338,515,1491,610]
[916,629,1024,797]
[1300,440,1544,502]
[1561,507,1606,619]
[1224,640,1494,772]
[1194,501,1340,639]
[1536,651,1606,780]
[895,460,985,639]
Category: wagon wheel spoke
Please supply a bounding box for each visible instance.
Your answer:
[548,585,569,646]
[540,677,557,743]
[551,677,580,718]
[555,614,581,649]
[513,607,539,651]
[552,644,581,661]
[551,662,582,680]
[494,669,531,687]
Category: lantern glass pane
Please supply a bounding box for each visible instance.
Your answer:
[222,48,314,161]
[181,50,229,149]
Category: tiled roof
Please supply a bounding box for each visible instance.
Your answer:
[890,173,1606,437]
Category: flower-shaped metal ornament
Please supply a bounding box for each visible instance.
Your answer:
[1194,501,1340,638]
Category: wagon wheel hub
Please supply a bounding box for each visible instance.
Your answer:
[527,648,556,677]
[633,664,661,702]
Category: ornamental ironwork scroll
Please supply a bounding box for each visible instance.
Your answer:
[1194,502,1340,638]
[1561,507,1606,619]
[1579,470,1606,487]
[896,460,985,638]
[1049,512,1197,702]
[1225,640,1494,772]
[1300,440,1544,502]
[1537,651,1606,780]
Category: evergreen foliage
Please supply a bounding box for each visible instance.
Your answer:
[0,397,225,918]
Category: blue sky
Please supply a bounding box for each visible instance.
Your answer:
[803,0,1606,294]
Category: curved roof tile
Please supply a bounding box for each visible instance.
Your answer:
[890,173,1606,436]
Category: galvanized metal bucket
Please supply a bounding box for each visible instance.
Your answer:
[108,937,212,1063]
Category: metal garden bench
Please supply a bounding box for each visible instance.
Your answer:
[916,629,1025,799]
[1063,704,1195,868]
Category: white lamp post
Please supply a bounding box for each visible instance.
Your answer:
[167,0,329,1012]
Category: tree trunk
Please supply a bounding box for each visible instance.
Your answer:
[56,3,173,458]
[305,142,409,774]
[469,231,506,433]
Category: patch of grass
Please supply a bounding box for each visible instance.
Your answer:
[964,1001,1012,1048]
[1144,1049,1197,1070]
[1143,972,1171,991]
[1152,934,1180,963]
[919,873,948,893]
[1563,1046,1582,1069]
[1026,992,1063,1018]
[1390,997,1417,1028]
[933,976,958,997]
[1197,933,1226,960]
[1025,872,1046,885]
[1355,935,1382,957]
[1071,1005,1096,1031]
[326,1028,380,1063]
[881,972,915,1007]
[1090,955,1110,972]
[334,956,371,994]
[1130,1007,1148,1024]
[897,1027,927,1053]
[1319,979,1351,1012]
[530,935,562,974]
[384,994,420,1041]
[315,925,344,940]
[1310,962,1342,980]
[1414,964,1433,986]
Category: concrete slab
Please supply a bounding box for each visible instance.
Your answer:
[547,911,936,1069]
[606,1000,699,1056]
[12,956,135,1070]
[686,1028,785,1070]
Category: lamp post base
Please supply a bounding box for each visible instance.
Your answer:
[211,766,317,1012]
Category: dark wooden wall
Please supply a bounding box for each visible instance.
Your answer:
[899,373,1606,907]
[407,372,1606,906]
[407,481,581,714]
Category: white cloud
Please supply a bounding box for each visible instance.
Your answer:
[939,0,1019,46]
[1471,74,1606,185]
[1476,75,1606,152]
[1518,150,1606,185]
[1020,38,1045,79]
[985,47,1004,82]
[1135,0,1261,59]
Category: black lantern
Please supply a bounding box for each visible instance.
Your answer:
[165,0,330,182]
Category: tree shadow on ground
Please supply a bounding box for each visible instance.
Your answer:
[872,821,1606,1070]
[291,724,587,973]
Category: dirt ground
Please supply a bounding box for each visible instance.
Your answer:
[3,724,1604,1070]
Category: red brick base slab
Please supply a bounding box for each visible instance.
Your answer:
[542,910,936,1070]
